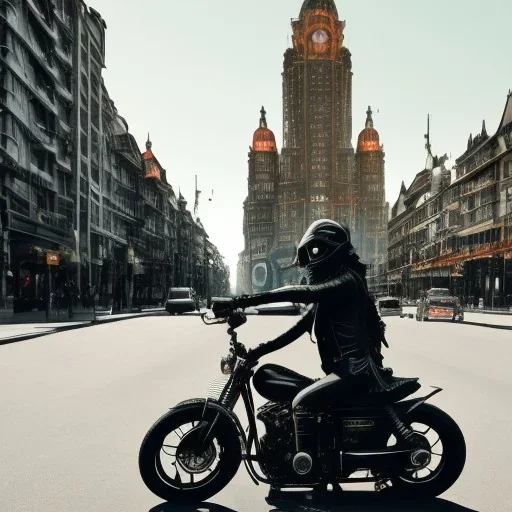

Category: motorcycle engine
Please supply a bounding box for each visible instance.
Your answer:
[340,418,381,448]
[256,402,296,480]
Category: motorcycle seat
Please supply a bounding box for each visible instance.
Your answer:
[253,363,315,403]
[253,364,421,409]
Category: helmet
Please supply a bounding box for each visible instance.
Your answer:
[293,220,354,277]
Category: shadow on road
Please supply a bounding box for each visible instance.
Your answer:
[149,491,480,512]
[149,503,236,512]
[264,491,480,511]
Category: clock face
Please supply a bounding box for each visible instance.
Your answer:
[312,29,329,44]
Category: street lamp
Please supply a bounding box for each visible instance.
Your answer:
[207,258,214,308]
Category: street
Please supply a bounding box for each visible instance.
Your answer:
[0,315,510,512]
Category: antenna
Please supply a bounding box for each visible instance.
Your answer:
[209,189,214,202]
[193,175,201,217]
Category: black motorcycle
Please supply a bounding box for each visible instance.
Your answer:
[138,308,466,504]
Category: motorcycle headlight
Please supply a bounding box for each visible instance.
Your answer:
[220,356,232,375]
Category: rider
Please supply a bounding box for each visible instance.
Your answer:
[214,220,419,466]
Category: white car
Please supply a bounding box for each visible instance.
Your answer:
[165,288,198,315]
[376,297,403,317]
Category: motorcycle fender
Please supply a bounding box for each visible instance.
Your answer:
[396,386,443,414]
[173,398,248,454]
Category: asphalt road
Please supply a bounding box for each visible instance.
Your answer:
[0,315,510,512]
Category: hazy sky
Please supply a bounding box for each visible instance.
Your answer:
[90,0,511,281]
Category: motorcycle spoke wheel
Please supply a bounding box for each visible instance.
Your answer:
[387,422,444,483]
[156,421,223,489]
[385,404,466,498]
[139,405,242,504]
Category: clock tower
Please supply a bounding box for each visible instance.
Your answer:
[273,0,357,285]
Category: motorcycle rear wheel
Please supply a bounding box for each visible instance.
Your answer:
[390,403,466,497]
[139,404,242,504]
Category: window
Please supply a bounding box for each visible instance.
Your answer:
[91,164,99,185]
[504,160,512,179]
[91,201,99,226]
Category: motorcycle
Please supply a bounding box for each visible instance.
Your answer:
[138,307,466,505]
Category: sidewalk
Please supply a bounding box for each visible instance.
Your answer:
[0,308,166,345]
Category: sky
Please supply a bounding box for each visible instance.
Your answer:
[89,0,512,285]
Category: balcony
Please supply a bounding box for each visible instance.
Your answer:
[54,46,72,67]
[55,153,72,173]
[33,124,57,153]
[55,82,72,102]
[27,39,58,82]
[54,10,72,31]
[26,0,57,41]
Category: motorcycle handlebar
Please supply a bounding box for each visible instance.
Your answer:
[201,307,247,330]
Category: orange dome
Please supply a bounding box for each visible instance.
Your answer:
[357,106,381,152]
[252,107,277,152]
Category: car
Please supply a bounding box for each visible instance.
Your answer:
[416,288,464,322]
[165,288,198,315]
[375,297,403,317]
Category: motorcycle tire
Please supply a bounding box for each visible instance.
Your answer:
[139,404,242,504]
[390,403,466,498]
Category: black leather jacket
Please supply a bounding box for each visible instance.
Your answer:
[235,268,393,391]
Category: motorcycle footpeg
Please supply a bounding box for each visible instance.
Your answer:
[375,479,392,492]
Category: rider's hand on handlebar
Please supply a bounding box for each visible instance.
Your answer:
[211,295,250,317]
[245,348,259,365]
[212,300,235,317]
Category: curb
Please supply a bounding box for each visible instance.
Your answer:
[0,311,166,347]
[458,321,512,331]
[0,323,88,346]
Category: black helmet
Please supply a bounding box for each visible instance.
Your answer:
[293,219,354,272]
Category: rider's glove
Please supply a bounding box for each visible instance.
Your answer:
[212,300,235,316]
[231,295,250,310]
[242,351,259,371]
[245,348,258,364]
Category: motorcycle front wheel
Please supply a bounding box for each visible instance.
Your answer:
[139,404,242,504]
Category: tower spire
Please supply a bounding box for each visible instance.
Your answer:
[194,175,201,218]
[260,106,267,128]
[146,133,152,150]
[481,120,488,138]
[424,114,431,154]
[365,106,374,129]
[425,114,434,171]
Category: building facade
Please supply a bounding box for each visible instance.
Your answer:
[0,0,228,321]
[1,0,76,316]
[239,107,279,293]
[276,0,357,282]
[388,93,512,308]
[355,107,389,295]
[238,0,384,293]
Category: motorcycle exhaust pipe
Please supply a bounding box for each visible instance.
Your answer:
[341,447,420,476]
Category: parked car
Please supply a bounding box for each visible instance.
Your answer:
[375,297,403,317]
[165,288,198,315]
[416,288,464,322]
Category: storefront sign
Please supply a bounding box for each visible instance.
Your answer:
[46,252,60,266]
